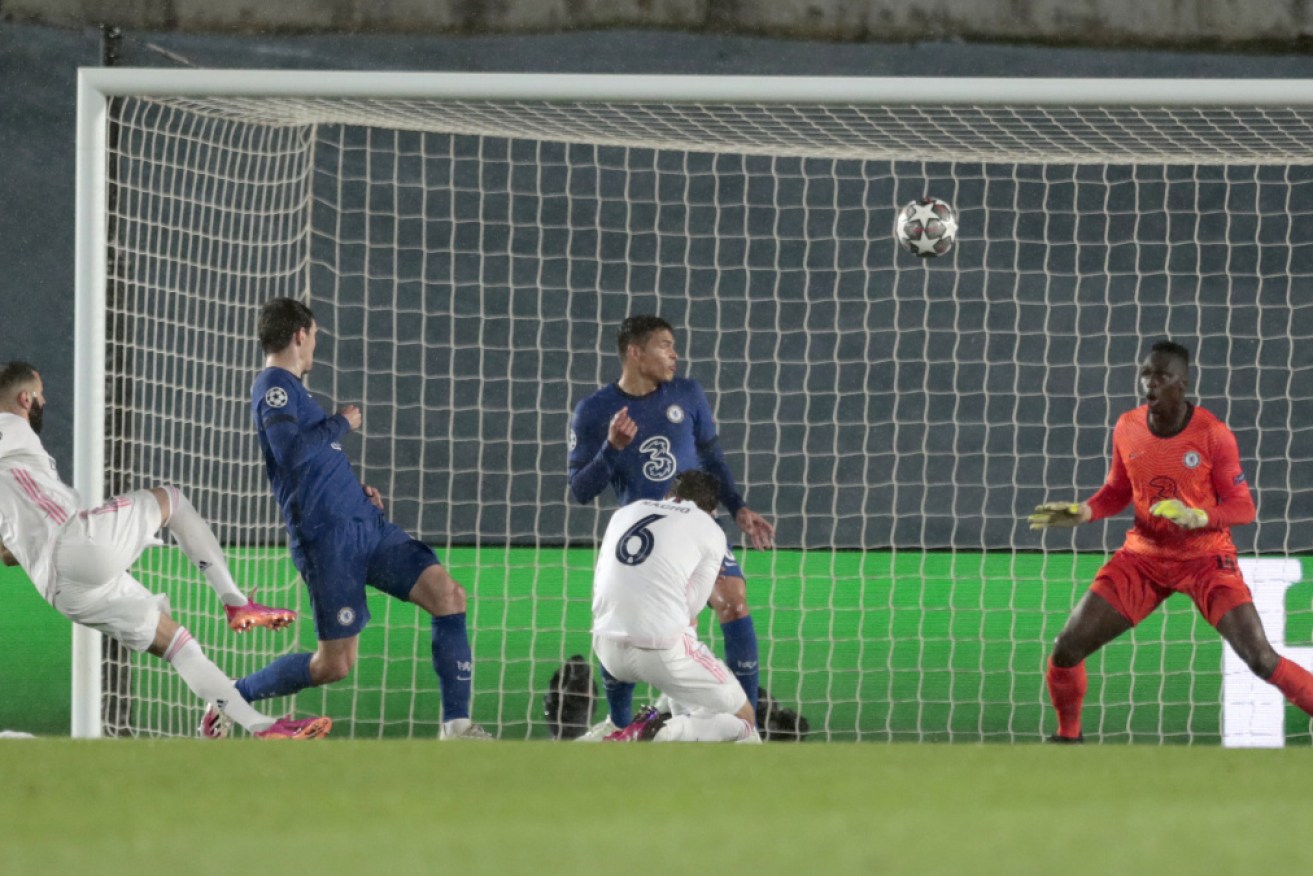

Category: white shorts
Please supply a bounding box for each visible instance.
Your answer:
[593,629,747,718]
[49,490,167,653]
[53,490,163,589]
[50,571,168,653]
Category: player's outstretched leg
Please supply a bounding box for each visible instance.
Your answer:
[1045,658,1087,743]
[233,652,316,704]
[1046,589,1133,742]
[1217,602,1313,717]
[152,619,327,740]
[153,486,296,632]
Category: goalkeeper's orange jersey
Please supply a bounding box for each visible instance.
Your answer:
[1086,403,1255,560]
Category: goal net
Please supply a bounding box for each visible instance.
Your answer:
[75,72,1313,743]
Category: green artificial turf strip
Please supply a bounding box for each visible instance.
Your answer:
[2,740,1310,874]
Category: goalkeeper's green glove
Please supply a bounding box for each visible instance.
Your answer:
[1028,502,1086,530]
[1149,499,1209,530]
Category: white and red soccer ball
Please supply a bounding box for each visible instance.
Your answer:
[895,196,958,258]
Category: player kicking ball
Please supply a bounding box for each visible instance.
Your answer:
[1029,340,1313,742]
[0,361,326,739]
[593,470,760,743]
[206,298,489,741]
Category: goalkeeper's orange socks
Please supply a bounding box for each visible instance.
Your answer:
[1046,658,1087,740]
[1269,657,1313,715]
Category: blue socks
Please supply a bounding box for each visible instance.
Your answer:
[720,615,760,715]
[234,652,314,703]
[601,664,635,728]
[431,612,473,721]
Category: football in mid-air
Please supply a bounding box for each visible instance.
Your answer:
[895,196,958,258]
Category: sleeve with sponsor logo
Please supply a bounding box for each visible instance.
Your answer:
[1197,419,1255,528]
[257,373,349,471]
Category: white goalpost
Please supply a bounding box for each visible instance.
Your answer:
[75,69,1313,743]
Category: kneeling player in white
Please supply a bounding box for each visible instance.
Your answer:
[592,470,760,743]
[0,362,327,739]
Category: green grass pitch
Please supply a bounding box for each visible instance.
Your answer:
[2,739,1310,874]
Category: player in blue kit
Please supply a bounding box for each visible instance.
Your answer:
[201,297,490,740]
[568,315,775,738]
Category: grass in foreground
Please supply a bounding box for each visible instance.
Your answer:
[1,739,1309,874]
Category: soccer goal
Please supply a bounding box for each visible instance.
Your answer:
[75,70,1313,743]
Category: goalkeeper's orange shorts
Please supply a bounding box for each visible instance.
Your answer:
[1090,548,1253,628]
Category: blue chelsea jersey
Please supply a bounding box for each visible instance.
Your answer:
[567,377,744,514]
[251,367,377,544]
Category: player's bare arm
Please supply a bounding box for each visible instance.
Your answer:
[735,507,776,550]
[608,406,637,450]
[0,538,16,567]
[363,484,385,512]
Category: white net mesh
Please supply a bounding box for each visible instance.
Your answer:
[94,81,1313,742]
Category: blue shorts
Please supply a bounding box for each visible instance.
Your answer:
[720,554,744,580]
[291,516,439,640]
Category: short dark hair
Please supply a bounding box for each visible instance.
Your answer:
[616,315,673,358]
[0,361,39,397]
[1149,339,1190,369]
[669,470,720,514]
[259,298,315,354]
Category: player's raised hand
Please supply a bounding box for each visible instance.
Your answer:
[1028,501,1090,530]
[363,484,385,512]
[608,406,638,450]
[340,404,362,430]
[736,507,776,550]
[1150,499,1209,530]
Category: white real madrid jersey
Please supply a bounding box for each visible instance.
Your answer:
[0,412,81,600]
[591,497,728,648]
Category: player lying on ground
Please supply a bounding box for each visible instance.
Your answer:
[592,470,761,743]
[1029,340,1313,742]
[569,315,775,738]
[0,361,327,739]
[206,298,489,740]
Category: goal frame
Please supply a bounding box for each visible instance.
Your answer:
[72,68,1313,738]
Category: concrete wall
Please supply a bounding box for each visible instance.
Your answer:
[7,0,1313,50]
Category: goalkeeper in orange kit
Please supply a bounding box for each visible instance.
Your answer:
[1028,340,1313,742]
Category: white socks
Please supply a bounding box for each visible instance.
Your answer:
[163,628,273,733]
[162,487,246,608]
[653,713,756,743]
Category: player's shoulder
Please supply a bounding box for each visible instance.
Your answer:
[667,375,706,398]
[1189,404,1234,441]
[0,412,31,459]
[1114,405,1148,429]
[252,367,301,408]
[1189,404,1224,429]
[574,383,623,416]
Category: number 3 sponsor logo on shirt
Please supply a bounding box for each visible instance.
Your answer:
[639,435,676,482]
